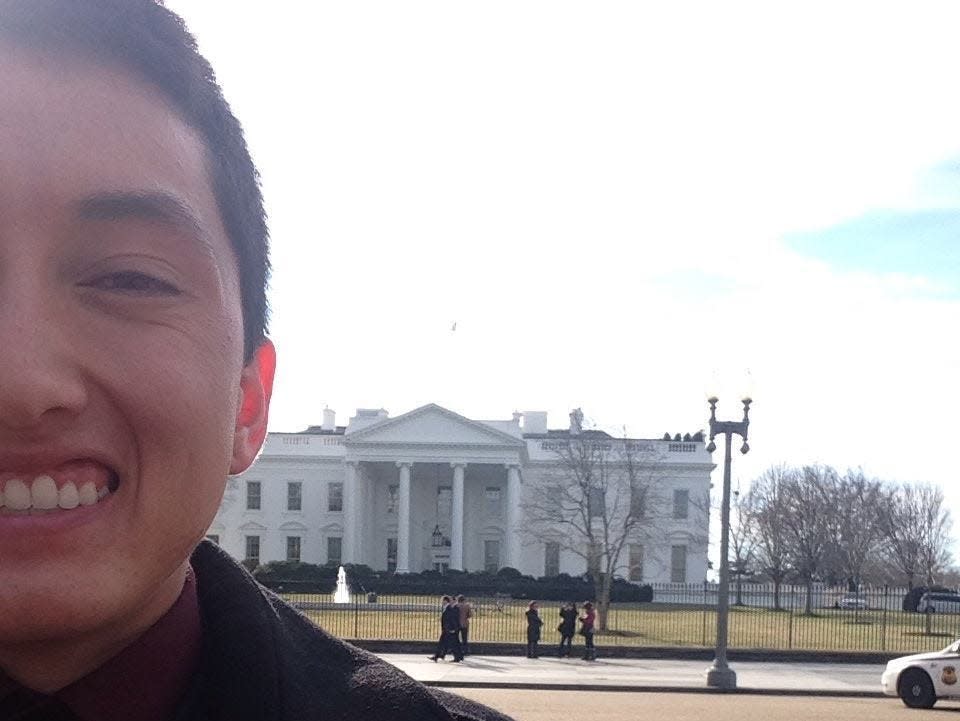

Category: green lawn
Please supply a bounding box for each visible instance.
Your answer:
[284,594,960,654]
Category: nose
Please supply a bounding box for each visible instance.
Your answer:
[0,281,88,431]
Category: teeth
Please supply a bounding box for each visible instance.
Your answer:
[5,479,31,510]
[58,482,80,510]
[31,475,58,509]
[0,475,114,513]
[78,481,98,507]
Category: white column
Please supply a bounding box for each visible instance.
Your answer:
[450,463,466,571]
[396,462,412,574]
[343,461,358,563]
[505,464,522,570]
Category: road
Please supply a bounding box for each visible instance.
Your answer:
[447,689,960,721]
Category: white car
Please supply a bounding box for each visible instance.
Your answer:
[882,639,960,708]
[837,595,868,610]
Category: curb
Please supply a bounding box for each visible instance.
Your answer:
[424,681,884,698]
[355,640,898,665]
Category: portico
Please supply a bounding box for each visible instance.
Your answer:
[340,405,526,573]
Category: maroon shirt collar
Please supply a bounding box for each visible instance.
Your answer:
[50,565,202,721]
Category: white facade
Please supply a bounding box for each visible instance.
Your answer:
[209,404,714,584]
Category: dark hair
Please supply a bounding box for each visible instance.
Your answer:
[457,594,466,602]
[0,0,269,360]
[441,595,452,603]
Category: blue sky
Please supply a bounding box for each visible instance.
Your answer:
[787,209,960,295]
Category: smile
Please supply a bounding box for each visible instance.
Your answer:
[0,463,119,514]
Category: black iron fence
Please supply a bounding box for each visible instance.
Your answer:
[281,583,960,654]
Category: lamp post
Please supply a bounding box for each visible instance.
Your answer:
[705,395,752,690]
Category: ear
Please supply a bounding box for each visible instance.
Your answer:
[230,339,277,475]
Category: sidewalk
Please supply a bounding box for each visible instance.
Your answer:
[377,654,886,697]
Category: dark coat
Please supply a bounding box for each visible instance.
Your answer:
[558,607,577,636]
[441,603,461,633]
[525,609,543,642]
[177,542,511,721]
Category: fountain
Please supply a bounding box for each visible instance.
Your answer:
[333,565,351,604]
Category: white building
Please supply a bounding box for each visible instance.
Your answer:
[209,404,714,584]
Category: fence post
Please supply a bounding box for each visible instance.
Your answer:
[787,587,794,650]
[354,598,359,639]
[701,580,708,646]
[881,586,888,652]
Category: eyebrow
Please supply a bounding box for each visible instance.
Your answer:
[75,191,205,241]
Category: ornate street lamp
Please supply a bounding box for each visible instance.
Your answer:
[705,394,752,690]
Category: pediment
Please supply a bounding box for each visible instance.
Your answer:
[239,521,268,532]
[345,404,524,448]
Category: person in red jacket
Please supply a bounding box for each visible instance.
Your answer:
[580,601,597,661]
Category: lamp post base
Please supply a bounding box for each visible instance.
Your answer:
[706,664,737,690]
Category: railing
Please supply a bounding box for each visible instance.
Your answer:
[282,583,960,654]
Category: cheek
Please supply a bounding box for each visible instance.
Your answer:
[89,324,243,480]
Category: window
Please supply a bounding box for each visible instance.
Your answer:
[387,484,399,513]
[287,482,302,511]
[544,541,560,577]
[328,482,343,512]
[629,544,644,582]
[437,485,452,522]
[244,535,260,564]
[484,540,500,573]
[286,536,301,562]
[206,534,219,545]
[246,481,261,510]
[670,544,687,583]
[673,489,689,519]
[327,536,342,566]
[589,486,604,517]
[587,541,602,578]
[630,485,645,517]
[484,486,502,515]
[387,538,398,573]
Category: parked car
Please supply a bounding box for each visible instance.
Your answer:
[882,638,960,708]
[920,592,960,614]
[837,594,868,610]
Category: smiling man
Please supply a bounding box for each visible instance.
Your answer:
[0,2,509,720]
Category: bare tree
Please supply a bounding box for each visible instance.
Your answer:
[781,464,834,614]
[746,465,792,610]
[880,483,924,590]
[822,468,884,591]
[520,420,675,631]
[729,485,757,606]
[916,484,953,585]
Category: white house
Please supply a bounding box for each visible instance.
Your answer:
[209,404,714,584]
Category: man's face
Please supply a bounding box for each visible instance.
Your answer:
[0,46,271,645]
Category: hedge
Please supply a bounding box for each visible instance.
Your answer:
[252,561,652,602]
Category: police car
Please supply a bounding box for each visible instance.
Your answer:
[882,638,960,708]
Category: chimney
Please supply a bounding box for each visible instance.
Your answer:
[569,408,584,435]
[321,407,336,431]
[512,411,522,426]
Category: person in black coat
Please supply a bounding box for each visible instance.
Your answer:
[525,601,544,659]
[557,602,578,657]
[430,596,464,662]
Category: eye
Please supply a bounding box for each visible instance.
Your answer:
[82,270,181,296]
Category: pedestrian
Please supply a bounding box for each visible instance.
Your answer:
[430,595,463,662]
[525,601,544,658]
[458,594,473,655]
[580,601,597,661]
[557,601,578,657]
[0,3,511,718]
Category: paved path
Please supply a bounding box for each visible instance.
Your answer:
[377,654,886,696]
